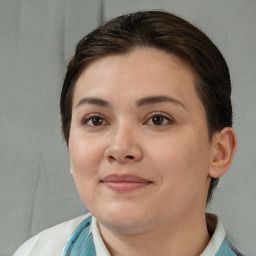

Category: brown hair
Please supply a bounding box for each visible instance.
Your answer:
[60,10,232,202]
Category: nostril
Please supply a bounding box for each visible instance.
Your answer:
[109,156,115,161]
[126,155,134,160]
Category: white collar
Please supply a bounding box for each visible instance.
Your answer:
[200,213,225,256]
[90,213,225,256]
[91,216,111,256]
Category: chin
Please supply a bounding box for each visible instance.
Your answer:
[100,217,152,235]
[94,204,152,233]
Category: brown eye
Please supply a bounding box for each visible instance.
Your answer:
[85,116,107,127]
[146,114,172,126]
[152,115,165,125]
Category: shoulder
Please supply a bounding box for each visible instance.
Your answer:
[13,213,91,256]
[217,238,245,256]
[203,213,245,256]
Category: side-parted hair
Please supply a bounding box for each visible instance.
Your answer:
[60,10,232,203]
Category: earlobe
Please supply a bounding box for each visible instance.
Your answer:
[70,163,74,176]
[70,158,74,176]
[209,127,237,178]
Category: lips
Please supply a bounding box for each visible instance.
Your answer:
[101,174,152,192]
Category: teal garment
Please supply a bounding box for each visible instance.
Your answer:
[62,215,243,256]
[216,238,242,256]
[62,215,96,256]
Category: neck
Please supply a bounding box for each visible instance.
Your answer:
[99,212,210,256]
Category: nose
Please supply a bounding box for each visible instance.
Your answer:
[104,122,143,164]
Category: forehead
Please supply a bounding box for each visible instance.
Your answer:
[79,47,195,78]
[76,48,195,90]
[73,48,199,102]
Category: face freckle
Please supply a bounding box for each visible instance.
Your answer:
[69,47,213,234]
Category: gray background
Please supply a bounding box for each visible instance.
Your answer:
[0,0,255,255]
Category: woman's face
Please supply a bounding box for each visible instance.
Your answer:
[69,48,214,234]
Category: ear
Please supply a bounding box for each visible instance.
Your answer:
[70,162,74,176]
[209,127,237,178]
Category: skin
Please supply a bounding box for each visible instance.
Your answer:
[68,48,236,256]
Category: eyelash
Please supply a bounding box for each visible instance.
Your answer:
[80,112,174,127]
[80,114,109,127]
[144,113,174,126]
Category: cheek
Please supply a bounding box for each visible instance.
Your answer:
[69,136,106,206]
[149,134,211,193]
[149,136,193,172]
[69,136,105,177]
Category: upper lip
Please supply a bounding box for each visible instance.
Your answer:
[101,174,152,183]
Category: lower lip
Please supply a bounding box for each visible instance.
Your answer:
[102,181,151,192]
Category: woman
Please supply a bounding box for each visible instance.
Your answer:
[14,10,243,256]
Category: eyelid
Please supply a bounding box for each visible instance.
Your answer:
[78,111,174,127]
[79,113,109,126]
[144,112,175,125]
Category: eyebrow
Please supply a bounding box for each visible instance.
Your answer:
[76,97,111,108]
[75,95,185,109]
[136,96,185,108]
